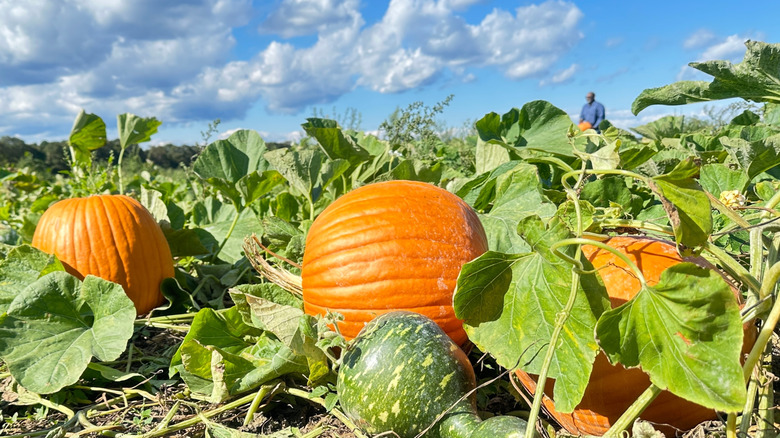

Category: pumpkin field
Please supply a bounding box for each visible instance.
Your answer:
[3,40,780,438]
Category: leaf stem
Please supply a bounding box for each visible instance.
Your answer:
[117,146,126,195]
[741,261,780,383]
[604,384,663,436]
[561,168,649,192]
[525,161,588,438]
[243,384,273,427]
[552,237,648,287]
[597,218,673,236]
[703,242,762,303]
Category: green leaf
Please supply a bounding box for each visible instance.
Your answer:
[139,187,169,224]
[193,130,272,206]
[596,263,746,411]
[85,363,144,383]
[229,286,329,384]
[650,158,712,249]
[0,245,64,314]
[699,164,750,196]
[478,163,557,253]
[721,134,780,182]
[580,177,633,210]
[117,113,161,150]
[475,101,576,167]
[454,216,608,412]
[199,203,264,264]
[237,170,285,206]
[0,273,136,394]
[68,109,106,166]
[632,41,780,114]
[302,118,371,166]
[630,116,691,140]
[391,159,442,183]
[170,307,307,402]
[265,148,323,202]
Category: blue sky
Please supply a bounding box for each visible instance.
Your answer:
[0,0,777,146]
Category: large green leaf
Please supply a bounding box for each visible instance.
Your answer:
[633,41,780,114]
[193,130,277,207]
[68,109,106,166]
[117,113,161,150]
[699,164,750,196]
[475,101,576,171]
[630,115,691,140]
[596,263,745,411]
[170,307,308,402]
[0,272,136,394]
[721,134,780,182]
[0,245,64,314]
[477,163,557,253]
[650,158,712,249]
[302,118,371,166]
[203,209,264,264]
[229,286,330,384]
[454,216,608,412]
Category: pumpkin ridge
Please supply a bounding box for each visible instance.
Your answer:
[89,197,115,283]
[303,236,481,268]
[310,189,474,234]
[100,196,132,292]
[308,215,476,247]
[121,196,157,310]
[120,195,162,311]
[304,281,455,308]
[309,210,458,244]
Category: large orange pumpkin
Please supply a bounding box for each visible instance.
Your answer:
[578,121,592,131]
[515,236,755,436]
[301,180,488,345]
[32,194,174,315]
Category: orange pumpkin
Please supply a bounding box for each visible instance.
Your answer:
[515,236,755,436]
[301,180,488,345]
[578,121,593,131]
[32,194,174,315]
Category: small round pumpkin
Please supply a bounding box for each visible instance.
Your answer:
[301,180,488,345]
[578,121,592,131]
[32,194,174,315]
[515,236,755,436]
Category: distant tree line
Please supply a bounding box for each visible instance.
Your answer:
[0,136,291,172]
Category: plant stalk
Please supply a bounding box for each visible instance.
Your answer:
[604,384,663,436]
[742,261,780,382]
[525,161,589,438]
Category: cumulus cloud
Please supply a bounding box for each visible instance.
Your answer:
[676,34,750,81]
[683,29,716,49]
[701,34,749,60]
[259,0,362,38]
[540,64,579,86]
[0,0,584,139]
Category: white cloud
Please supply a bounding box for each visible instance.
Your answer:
[605,37,623,48]
[540,63,579,86]
[701,34,748,60]
[676,34,750,81]
[683,29,716,49]
[0,0,584,139]
[259,0,361,38]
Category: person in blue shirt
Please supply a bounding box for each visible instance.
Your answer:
[580,92,605,132]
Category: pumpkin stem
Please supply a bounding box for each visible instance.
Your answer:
[244,234,303,296]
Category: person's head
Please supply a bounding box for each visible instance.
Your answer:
[586,92,595,104]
